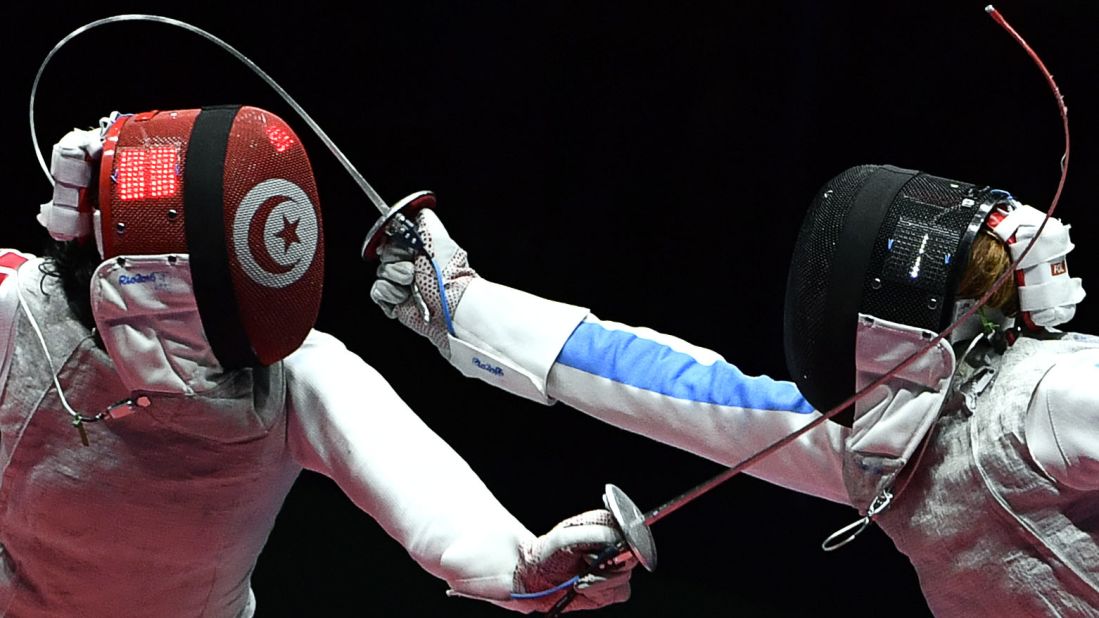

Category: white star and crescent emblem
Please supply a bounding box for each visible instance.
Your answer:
[232,178,318,288]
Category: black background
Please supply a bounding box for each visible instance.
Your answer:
[5,2,1099,616]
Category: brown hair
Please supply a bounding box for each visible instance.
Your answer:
[956,233,1018,315]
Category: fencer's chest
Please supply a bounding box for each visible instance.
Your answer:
[0,310,300,615]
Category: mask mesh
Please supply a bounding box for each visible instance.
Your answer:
[784,165,994,419]
[103,110,199,258]
[861,173,987,332]
[783,165,877,414]
[222,107,324,365]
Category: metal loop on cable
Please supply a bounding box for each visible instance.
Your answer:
[821,488,894,552]
[74,410,110,424]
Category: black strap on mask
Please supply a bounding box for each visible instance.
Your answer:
[184,105,259,369]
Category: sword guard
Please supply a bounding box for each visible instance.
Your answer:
[361,190,436,260]
[546,484,657,617]
[603,483,658,573]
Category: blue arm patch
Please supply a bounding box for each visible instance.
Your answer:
[557,321,815,414]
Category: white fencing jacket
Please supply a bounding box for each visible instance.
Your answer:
[448,278,1099,615]
[0,253,534,616]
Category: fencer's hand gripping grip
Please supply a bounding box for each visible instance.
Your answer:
[546,484,657,616]
[545,543,630,617]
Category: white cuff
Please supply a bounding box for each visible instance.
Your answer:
[450,278,589,404]
[446,574,515,602]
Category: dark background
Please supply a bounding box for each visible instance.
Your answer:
[5,1,1098,616]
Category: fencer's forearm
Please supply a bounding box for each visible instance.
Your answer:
[546,318,850,505]
[284,331,535,604]
[451,280,849,505]
[448,278,589,403]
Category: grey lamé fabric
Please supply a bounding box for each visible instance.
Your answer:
[0,267,299,617]
[878,336,1099,617]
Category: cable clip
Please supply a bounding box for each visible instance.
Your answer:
[105,395,152,420]
[70,396,152,446]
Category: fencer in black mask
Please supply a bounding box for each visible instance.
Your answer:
[372,160,1097,615]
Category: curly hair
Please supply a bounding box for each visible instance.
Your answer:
[956,232,1019,316]
[38,239,102,332]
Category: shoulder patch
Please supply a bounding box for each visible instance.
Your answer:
[0,250,31,282]
[0,249,34,392]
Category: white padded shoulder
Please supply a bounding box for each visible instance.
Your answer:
[0,250,34,391]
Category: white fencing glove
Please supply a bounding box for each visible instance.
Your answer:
[370,210,477,358]
[371,206,589,403]
[511,509,635,613]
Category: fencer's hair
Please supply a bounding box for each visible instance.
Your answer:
[957,232,1019,315]
[39,239,100,332]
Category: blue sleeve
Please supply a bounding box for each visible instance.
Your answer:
[558,320,815,414]
[547,316,849,505]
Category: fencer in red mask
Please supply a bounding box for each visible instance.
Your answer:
[0,106,636,615]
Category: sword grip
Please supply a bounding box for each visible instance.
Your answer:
[385,213,425,254]
[545,543,624,617]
